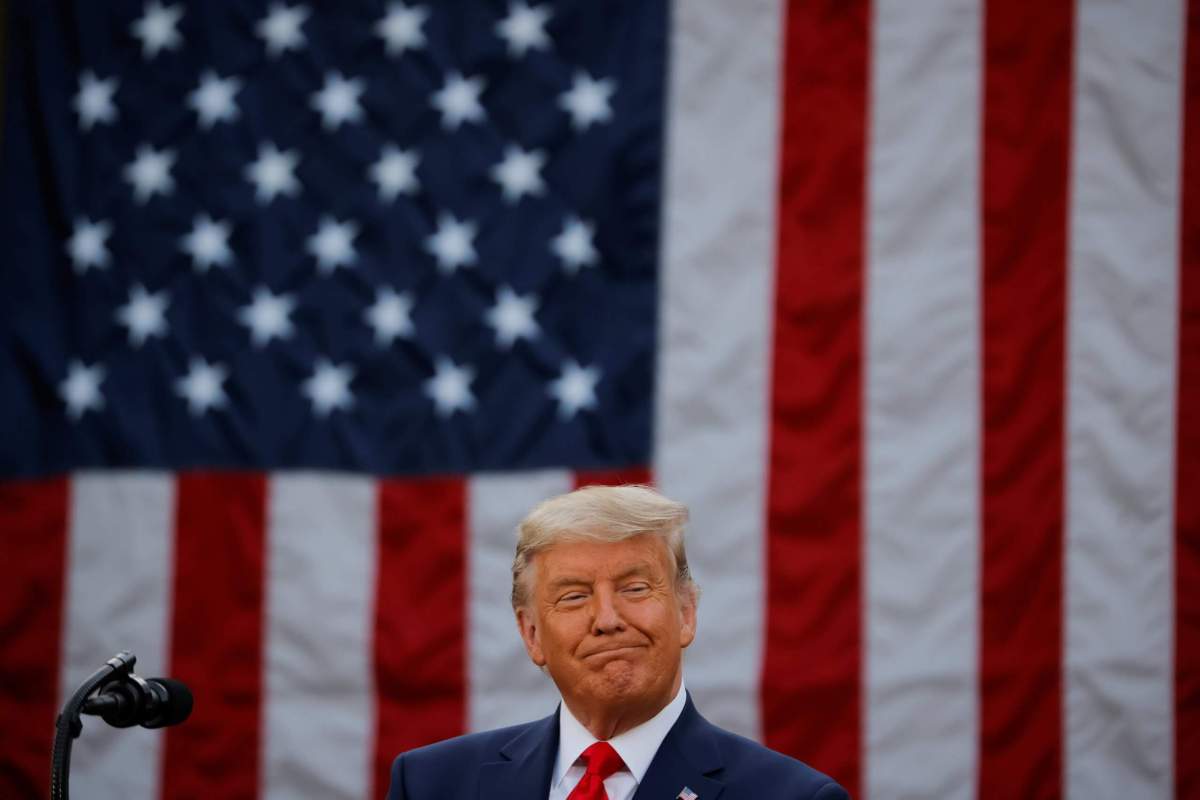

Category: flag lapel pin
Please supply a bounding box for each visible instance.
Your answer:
[677,788,699,800]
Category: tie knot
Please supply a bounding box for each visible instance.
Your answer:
[580,741,625,780]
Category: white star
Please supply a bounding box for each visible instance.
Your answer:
[376,2,428,56]
[175,357,228,415]
[115,284,170,347]
[311,72,365,130]
[131,2,184,59]
[369,144,420,202]
[238,286,296,346]
[548,360,601,418]
[551,215,599,273]
[431,72,486,130]
[424,357,475,417]
[245,142,301,204]
[66,217,113,273]
[73,72,118,130]
[256,3,309,57]
[303,359,355,416]
[425,213,477,273]
[188,71,241,129]
[559,72,616,131]
[307,216,359,273]
[490,145,545,204]
[484,286,539,348]
[180,214,233,272]
[59,360,105,420]
[123,144,175,203]
[364,288,415,346]
[495,2,551,57]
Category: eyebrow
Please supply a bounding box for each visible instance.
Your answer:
[613,563,656,582]
[546,562,657,591]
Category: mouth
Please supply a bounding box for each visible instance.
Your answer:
[582,645,647,660]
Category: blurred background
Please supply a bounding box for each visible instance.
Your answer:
[1,1,1196,798]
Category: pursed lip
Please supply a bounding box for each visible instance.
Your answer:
[580,644,647,660]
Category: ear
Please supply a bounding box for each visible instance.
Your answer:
[678,588,698,649]
[515,605,547,667]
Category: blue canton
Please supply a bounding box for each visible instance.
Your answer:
[0,0,666,476]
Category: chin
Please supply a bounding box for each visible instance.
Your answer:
[589,663,651,700]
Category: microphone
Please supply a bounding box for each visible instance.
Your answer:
[82,673,193,729]
[52,652,193,800]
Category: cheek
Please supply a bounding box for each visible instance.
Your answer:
[626,601,676,640]
[543,614,586,654]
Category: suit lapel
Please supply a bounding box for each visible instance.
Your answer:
[478,711,559,800]
[633,695,724,800]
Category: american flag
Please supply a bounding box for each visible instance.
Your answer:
[1,1,1197,799]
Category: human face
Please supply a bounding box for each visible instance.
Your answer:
[515,534,697,734]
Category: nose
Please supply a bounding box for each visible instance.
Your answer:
[591,587,626,635]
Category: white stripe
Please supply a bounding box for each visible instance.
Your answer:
[468,470,573,731]
[59,472,175,800]
[653,0,783,740]
[864,1,982,797]
[261,474,376,800]
[1064,1,1184,796]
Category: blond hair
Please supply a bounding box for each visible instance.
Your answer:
[510,484,696,609]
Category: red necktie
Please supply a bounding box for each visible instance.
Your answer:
[566,741,626,800]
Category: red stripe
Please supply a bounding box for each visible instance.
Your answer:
[762,1,867,795]
[372,477,466,799]
[1176,1,1200,795]
[573,466,652,488]
[162,472,267,799]
[979,3,1073,797]
[0,477,69,797]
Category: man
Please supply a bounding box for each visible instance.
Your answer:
[387,484,848,799]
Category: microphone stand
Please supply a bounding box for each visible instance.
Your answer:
[51,651,138,800]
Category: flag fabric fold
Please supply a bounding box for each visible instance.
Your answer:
[1,1,1196,798]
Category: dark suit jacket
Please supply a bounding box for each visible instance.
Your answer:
[387,694,849,800]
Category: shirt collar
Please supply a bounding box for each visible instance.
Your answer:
[553,682,687,789]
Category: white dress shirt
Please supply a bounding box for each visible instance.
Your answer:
[548,682,687,800]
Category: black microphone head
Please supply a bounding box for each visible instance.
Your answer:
[145,677,193,728]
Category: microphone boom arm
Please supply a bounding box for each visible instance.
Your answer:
[50,651,138,800]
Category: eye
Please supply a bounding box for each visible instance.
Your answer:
[622,583,651,596]
[558,592,588,604]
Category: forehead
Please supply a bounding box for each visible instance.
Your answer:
[532,534,672,582]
